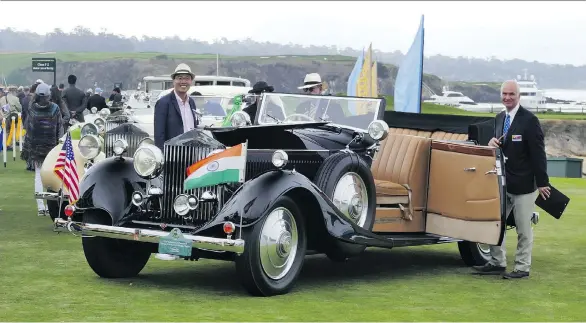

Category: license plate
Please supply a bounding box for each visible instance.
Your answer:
[158,228,192,257]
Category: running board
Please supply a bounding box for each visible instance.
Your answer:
[375,233,459,248]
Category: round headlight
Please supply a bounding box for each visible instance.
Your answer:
[90,107,98,114]
[230,111,251,127]
[93,117,106,133]
[99,108,111,118]
[272,150,289,168]
[81,123,98,137]
[173,194,190,216]
[113,139,128,155]
[78,134,101,160]
[132,143,164,178]
[138,137,155,147]
[367,120,389,141]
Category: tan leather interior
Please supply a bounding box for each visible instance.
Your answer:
[426,141,501,222]
[389,128,432,138]
[430,131,468,141]
[426,213,501,245]
[371,129,503,242]
[371,134,431,221]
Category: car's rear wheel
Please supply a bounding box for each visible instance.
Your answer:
[235,195,307,296]
[313,152,376,262]
[458,241,491,266]
[82,210,152,278]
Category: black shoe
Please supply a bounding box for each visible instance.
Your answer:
[503,270,529,279]
[472,263,506,275]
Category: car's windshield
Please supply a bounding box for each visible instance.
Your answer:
[257,93,382,131]
[190,95,233,117]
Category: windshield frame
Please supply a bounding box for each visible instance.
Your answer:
[256,92,385,132]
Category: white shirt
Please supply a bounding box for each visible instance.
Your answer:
[175,91,195,133]
[505,103,520,125]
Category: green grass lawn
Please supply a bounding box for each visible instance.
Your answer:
[1,159,585,321]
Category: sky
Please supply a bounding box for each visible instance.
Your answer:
[1,1,585,66]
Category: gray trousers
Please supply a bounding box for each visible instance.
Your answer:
[489,190,538,272]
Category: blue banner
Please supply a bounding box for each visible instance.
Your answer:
[394,15,425,113]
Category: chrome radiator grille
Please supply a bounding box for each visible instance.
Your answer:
[105,121,122,132]
[162,145,227,223]
[104,132,149,157]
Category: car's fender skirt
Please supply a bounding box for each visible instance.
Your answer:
[75,157,161,226]
[195,170,394,249]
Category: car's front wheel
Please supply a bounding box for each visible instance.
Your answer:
[82,210,152,278]
[458,241,492,266]
[235,195,307,296]
[313,152,376,262]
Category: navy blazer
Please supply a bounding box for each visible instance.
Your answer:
[494,105,549,195]
[154,90,198,150]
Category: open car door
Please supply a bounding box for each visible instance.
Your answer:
[424,141,506,245]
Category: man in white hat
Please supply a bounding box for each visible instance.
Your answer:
[295,73,343,121]
[298,73,324,95]
[154,63,198,150]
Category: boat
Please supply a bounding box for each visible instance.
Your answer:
[423,86,476,107]
[516,69,546,111]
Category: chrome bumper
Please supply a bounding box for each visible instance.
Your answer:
[35,192,67,201]
[53,218,245,254]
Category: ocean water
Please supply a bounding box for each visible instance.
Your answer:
[543,89,586,102]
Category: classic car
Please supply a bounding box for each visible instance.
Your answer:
[54,92,516,297]
[36,107,113,220]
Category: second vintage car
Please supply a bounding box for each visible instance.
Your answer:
[54,92,512,296]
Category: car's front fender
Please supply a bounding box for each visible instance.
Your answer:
[41,140,106,193]
[75,156,161,225]
[195,170,393,248]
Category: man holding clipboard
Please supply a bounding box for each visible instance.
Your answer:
[473,80,555,279]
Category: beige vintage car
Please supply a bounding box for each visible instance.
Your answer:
[36,109,110,220]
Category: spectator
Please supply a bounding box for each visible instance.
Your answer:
[21,83,63,216]
[61,74,87,122]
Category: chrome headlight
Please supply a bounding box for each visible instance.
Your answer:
[272,150,288,168]
[81,123,98,137]
[132,143,164,178]
[113,139,128,156]
[93,117,106,133]
[173,194,199,216]
[367,120,389,141]
[90,107,98,114]
[230,111,251,127]
[78,135,101,160]
[99,108,111,118]
[138,137,155,147]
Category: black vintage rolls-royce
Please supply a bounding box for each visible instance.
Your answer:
[54,92,516,296]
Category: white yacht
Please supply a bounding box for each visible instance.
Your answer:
[516,70,546,111]
[424,86,476,107]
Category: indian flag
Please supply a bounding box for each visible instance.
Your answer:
[183,142,248,191]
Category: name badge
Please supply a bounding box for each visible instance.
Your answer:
[512,135,522,142]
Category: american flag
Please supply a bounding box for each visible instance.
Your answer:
[53,132,80,204]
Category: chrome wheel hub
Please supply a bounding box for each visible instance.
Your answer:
[477,243,490,254]
[259,207,298,280]
[332,172,369,227]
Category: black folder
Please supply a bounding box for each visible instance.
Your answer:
[535,185,570,219]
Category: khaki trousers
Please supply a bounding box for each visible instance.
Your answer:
[489,190,538,272]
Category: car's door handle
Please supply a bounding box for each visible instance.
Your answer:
[464,167,476,172]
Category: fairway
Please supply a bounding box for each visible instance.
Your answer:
[1,159,585,321]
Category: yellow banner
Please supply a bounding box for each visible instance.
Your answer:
[371,60,378,98]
